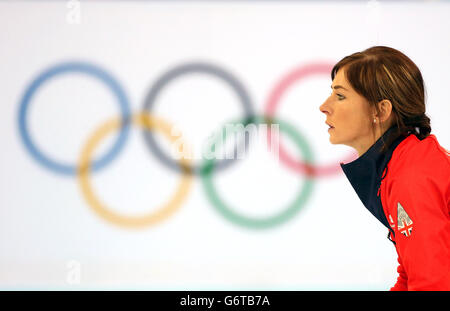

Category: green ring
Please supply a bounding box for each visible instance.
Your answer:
[200,116,315,229]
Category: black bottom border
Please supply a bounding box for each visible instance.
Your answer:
[1,290,449,309]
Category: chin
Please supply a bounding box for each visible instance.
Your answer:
[328,135,339,145]
[329,135,347,146]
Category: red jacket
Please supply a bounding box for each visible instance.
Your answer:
[341,128,450,291]
[380,133,450,291]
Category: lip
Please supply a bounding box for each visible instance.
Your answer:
[325,121,334,129]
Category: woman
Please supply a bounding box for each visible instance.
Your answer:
[319,46,450,290]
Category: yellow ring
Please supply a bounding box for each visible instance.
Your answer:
[77,113,193,228]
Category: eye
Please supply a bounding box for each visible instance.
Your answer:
[337,94,345,100]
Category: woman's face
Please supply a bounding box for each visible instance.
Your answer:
[319,68,375,155]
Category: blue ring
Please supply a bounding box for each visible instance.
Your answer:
[18,61,131,176]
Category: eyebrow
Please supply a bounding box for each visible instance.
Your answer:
[331,85,349,91]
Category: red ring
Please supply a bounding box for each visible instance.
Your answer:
[264,62,358,177]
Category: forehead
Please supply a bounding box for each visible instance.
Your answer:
[333,68,347,84]
[332,69,351,91]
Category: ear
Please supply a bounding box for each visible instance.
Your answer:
[374,99,393,123]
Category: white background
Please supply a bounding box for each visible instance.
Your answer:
[0,0,449,290]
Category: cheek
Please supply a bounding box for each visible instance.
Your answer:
[337,103,371,132]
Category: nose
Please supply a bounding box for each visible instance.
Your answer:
[319,98,330,116]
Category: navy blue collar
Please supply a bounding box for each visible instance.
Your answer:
[340,126,409,230]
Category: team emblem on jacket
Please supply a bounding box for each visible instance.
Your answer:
[397,202,413,237]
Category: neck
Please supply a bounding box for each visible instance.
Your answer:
[354,125,390,157]
[355,140,376,157]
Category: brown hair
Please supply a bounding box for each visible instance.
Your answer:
[331,46,431,153]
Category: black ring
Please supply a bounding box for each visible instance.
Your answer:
[141,62,256,175]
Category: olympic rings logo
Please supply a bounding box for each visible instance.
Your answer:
[18,60,357,229]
